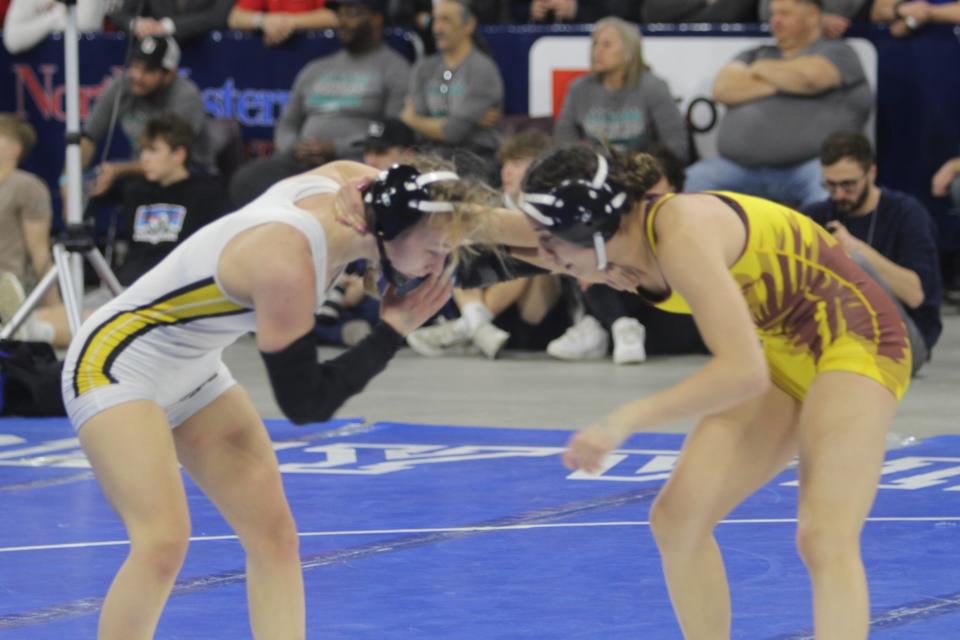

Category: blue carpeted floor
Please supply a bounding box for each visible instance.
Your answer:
[1,417,959,638]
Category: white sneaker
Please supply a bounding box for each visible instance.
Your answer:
[472,322,510,360]
[612,317,647,365]
[406,317,473,357]
[0,272,27,339]
[546,315,609,361]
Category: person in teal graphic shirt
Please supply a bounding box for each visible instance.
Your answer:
[553,16,689,163]
[229,0,410,206]
[401,0,504,161]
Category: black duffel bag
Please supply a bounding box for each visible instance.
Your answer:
[0,340,66,417]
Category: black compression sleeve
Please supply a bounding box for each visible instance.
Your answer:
[454,246,549,289]
[260,322,405,425]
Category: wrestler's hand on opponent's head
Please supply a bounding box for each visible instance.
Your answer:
[562,419,633,474]
[334,177,371,235]
[379,270,454,336]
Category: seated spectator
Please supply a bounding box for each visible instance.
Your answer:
[229,0,410,206]
[932,152,960,211]
[872,0,960,37]
[401,0,503,162]
[544,146,707,364]
[74,35,213,215]
[405,129,570,360]
[554,16,689,163]
[3,0,103,54]
[24,114,228,347]
[684,0,871,208]
[0,114,56,333]
[227,0,337,47]
[357,117,417,170]
[802,131,942,374]
[113,0,232,42]
[760,0,870,38]
[643,0,757,23]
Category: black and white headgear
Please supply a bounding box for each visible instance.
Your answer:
[363,164,460,288]
[364,164,461,241]
[518,154,628,269]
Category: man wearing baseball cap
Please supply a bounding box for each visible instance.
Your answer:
[72,36,213,209]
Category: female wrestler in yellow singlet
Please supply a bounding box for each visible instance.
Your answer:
[515,146,911,639]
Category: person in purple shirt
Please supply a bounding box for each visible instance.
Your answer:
[802,131,942,374]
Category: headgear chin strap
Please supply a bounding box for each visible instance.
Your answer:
[364,164,460,288]
[519,153,628,270]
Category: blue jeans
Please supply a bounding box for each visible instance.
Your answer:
[685,155,828,209]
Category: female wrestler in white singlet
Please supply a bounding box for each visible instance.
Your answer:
[63,159,508,639]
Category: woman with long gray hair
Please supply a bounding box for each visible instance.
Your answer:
[553,17,689,164]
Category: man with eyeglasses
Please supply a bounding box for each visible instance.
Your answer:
[802,131,942,374]
[228,0,411,206]
[401,0,503,163]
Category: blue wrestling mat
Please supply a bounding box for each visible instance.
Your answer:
[1,417,959,639]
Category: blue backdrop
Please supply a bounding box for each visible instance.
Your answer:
[1,24,959,238]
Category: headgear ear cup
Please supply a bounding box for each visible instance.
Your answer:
[518,153,629,269]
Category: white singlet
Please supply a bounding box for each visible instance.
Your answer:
[61,174,341,431]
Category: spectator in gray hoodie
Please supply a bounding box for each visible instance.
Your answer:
[553,16,689,164]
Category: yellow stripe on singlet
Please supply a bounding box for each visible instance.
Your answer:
[72,278,247,396]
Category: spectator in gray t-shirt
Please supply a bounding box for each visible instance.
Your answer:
[685,0,872,208]
[554,16,689,164]
[78,36,212,208]
[229,0,410,207]
[401,0,504,160]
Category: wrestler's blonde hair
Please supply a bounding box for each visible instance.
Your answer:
[362,154,504,296]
